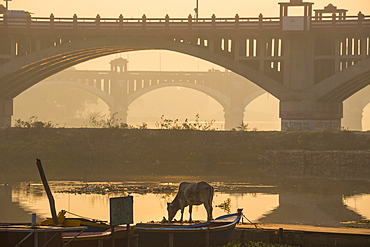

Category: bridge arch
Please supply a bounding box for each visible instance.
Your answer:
[34,80,114,108]
[127,82,231,109]
[312,58,370,102]
[126,81,264,129]
[0,37,286,100]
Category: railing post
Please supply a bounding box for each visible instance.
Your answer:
[142,14,146,28]
[50,13,54,29]
[26,14,31,29]
[358,11,364,28]
[188,14,192,28]
[3,14,7,29]
[119,14,123,29]
[73,14,77,29]
[3,15,8,28]
[259,13,263,29]
[96,14,100,29]
[211,14,216,29]
[165,14,169,29]
[331,13,336,28]
[235,14,239,29]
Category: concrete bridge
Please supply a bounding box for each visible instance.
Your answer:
[39,58,264,129]
[36,60,370,130]
[0,0,370,130]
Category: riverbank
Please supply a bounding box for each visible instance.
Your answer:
[1,128,370,181]
[235,223,370,247]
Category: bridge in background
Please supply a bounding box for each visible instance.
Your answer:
[36,57,370,130]
[1,0,370,130]
[39,58,263,129]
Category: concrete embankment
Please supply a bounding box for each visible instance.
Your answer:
[1,128,370,181]
[235,223,370,247]
[259,150,370,181]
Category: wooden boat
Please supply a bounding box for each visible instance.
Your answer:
[38,210,112,232]
[134,209,243,247]
[0,224,86,247]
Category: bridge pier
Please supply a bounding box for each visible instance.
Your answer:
[280,101,342,131]
[224,108,244,130]
[110,78,129,124]
[110,107,128,124]
[0,99,13,127]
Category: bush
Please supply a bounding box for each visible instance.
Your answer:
[14,116,56,128]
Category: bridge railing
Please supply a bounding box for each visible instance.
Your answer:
[311,14,369,29]
[0,14,282,30]
[0,14,368,30]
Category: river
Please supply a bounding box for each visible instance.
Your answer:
[1,178,369,228]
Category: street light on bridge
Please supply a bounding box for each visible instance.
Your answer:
[194,0,199,21]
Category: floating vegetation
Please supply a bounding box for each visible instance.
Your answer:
[50,181,275,197]
[56,182,176,195]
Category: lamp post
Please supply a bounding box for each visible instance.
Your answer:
[4,0,11,10]
[194,0,199,21]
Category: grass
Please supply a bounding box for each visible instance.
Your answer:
[217,242,294,247]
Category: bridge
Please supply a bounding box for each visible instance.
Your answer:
[34,58,370,130]
[0,0,369,130]
[39,57,263,129]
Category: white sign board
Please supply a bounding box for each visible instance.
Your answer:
[110,196,133,226]
[282,16,310,31]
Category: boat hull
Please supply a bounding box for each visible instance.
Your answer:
[63,228,138,247]
[136,225,236,247]
[134,211,242,247]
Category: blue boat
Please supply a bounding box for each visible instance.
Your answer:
[134,209,243,247]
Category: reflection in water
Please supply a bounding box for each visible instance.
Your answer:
[344,194,370,219]
[1,181,369,227]
[0,184,39,222]
[258,194,363,227]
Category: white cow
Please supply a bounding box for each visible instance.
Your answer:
[167,181,214,222]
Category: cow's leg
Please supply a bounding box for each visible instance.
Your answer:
[188,205,193,222]
[204,203,213,221]
[180,207,184,222]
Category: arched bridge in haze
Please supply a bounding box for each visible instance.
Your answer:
[39,58,264,130]
[0,0,370,130]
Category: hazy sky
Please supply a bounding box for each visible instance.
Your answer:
[8,0,370,17]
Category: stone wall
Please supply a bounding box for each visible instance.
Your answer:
[259,150,370,181]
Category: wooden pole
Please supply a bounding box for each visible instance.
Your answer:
[241,230,246,247]
[36,159,58,225]
[110,225,115,247]
[205,230,209,247]
[126,224,130,247]
[169,234,173,247]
